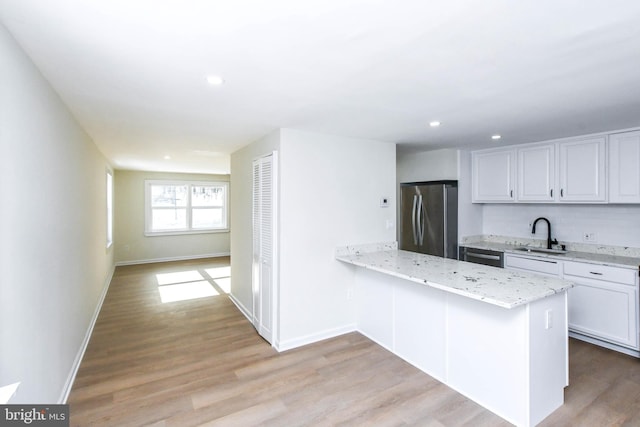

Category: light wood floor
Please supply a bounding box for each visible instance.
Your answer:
[68,258,640,426]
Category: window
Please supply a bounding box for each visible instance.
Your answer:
[145,180,229,235]
[106,170,113,248]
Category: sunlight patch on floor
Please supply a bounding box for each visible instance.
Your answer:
[205,266,231,279]
[156,270,204,285]
[158,281,219,303]
[213,277,231,294]
[155,266,231,303]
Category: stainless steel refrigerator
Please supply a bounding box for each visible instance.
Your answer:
[400,181,458,258]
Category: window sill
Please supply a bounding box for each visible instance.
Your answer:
[144,229,230,237]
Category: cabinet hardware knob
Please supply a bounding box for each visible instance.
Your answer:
[560,188,564,197]
[589,271,603,275]
[510,190,513,198]
[550,189,553,197]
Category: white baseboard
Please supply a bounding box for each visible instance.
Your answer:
[115,252,230,266]
[569,331,640,358]
[356,329,394,355]
[226,294,356,354]
[275,324,357,352]
[59,265,115,404]
[229,293,252,322]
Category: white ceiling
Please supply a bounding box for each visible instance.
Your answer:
[2,0,640,174]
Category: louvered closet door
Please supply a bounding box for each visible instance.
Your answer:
[252,153,277,344]
[252,161,261,329]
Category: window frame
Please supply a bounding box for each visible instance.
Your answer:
[144,180,229,236]
[106,169,114,248]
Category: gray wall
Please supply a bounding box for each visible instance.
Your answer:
[0,24,114,403]
[114,170,230,264]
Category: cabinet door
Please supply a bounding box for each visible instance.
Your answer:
[558,137,606,202]
[609,131,640,203]
[567,278,638,349]
[517,144,555,202]
[472,150,516,202]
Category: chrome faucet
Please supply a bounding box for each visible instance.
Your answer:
[532,217,558,249]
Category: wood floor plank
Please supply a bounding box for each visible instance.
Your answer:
[68,257,640,426]
[198,398,289,427]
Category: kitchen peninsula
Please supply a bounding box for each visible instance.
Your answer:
[336,242,574,427]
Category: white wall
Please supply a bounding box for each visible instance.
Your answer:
[396,148,482,246]
[114,170,230,264]
[0,24,114,403]
[482,204,640,247]
[230,129,396,349]
[397,148,458,183]
[229,130,281,314]
[458,150,483,241]
[278,129,396,348]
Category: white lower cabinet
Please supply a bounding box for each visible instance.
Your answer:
[506,253,640,352]
[567,281,637,348]
[563,261,639,350]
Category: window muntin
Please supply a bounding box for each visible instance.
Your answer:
[145,181,228,235]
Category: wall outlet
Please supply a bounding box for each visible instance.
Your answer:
[583,232,597,242]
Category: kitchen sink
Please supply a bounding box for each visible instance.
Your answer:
[513,246,568,255]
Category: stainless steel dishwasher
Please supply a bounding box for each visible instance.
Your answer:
[459,246,504,268]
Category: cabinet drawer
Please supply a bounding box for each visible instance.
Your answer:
[563,261,636,285]
[505,254,561,276]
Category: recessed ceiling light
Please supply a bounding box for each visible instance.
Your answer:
[164,155,171,160]
[491,134,502,140]
[206,75,224,85]
[429,121,441,127]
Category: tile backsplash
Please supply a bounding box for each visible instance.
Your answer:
[462,234,640,258]
[482,204,640,249]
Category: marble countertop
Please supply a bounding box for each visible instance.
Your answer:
[336,248,573,309]
[461,241,640,269]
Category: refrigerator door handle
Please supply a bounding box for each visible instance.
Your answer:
[411,194,418,245]
[418,194,425,246]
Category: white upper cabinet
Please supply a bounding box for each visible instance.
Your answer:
[609,131,640,203]
[557,137,607,202]
[472,149,516,202]
[517,144,556,202]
